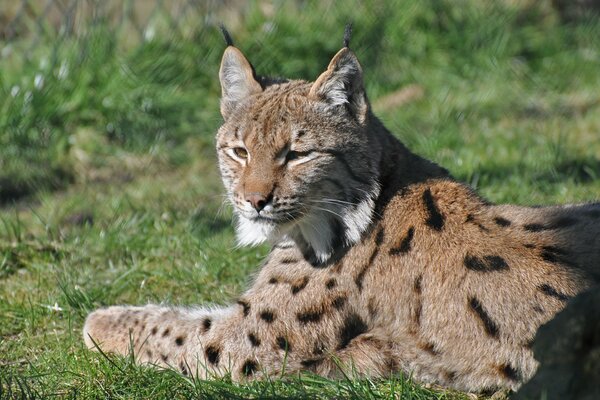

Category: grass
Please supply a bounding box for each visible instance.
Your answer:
[1,0,600,398]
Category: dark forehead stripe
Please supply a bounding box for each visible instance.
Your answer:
[244,81,311,142]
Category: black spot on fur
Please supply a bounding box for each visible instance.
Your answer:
[389,226,414,255]
[301,358,323,370]
[331,295,347,310]
[281,257,299,264]
[464,254,509,272]
[375,227,385,245]
[312,342,326,355]
[248,332,261,347]
[180,361,189,376]
[260,310,276,323]
[161,354,168,362]
[162,328,170,337]
[205,345,220,365]
[175,336,185,346]
[242,360,258,376]
[419,342,439,356]
[297,309,323,324]
[541,245,568,256]
[538,284,569,301]
[525,217,577,231]
[524,223,545,232]
[469,297,499,338]
[146,349,152,358]
[202,318,212,333]
[414,275,423,294]
[539,246,578,269]
[268,277,278,284]
[524,243,536,249]
[498,364,521,381]
[291,276,309,294]
[151,327,158,335]
[422,189,444,231]
[338,313,368,349]
[325,278,337,289]
[355,247,379,291]
[237,300,250,317]
[494,217,511,227]
[276,336,291,351]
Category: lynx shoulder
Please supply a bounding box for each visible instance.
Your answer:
[83,30,600,393]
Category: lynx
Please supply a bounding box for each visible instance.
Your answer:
[83,29,600,393]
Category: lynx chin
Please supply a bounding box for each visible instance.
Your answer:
[83,28,600,394]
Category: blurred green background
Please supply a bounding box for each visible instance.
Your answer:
[1,1,599,398]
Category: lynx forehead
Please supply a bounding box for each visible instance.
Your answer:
[83,28,600,394]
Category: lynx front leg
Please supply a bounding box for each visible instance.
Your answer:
[83,305,240,377]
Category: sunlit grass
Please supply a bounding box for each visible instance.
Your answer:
[1,1,599,398]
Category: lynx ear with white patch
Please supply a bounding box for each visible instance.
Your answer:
[219,46,262,119]
[309,48,368,123]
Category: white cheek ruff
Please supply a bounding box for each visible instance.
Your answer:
[235,216,277,247]
[342,183,380,244]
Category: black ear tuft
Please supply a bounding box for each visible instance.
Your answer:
[219,24,234,47]
[343,23,353,48]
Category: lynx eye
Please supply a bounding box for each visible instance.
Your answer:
[286,150,312,162]
[233,147,248,159]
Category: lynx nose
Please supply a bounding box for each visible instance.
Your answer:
[245,193,270,213]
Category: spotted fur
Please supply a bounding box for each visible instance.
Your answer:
[84,36,600,392]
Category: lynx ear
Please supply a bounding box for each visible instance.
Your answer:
[309,48,368,123]
[219,46,262,119]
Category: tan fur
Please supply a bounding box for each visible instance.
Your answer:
[84,41,600,393]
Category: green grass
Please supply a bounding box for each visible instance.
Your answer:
[1,1,599,398]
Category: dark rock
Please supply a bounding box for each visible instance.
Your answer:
[515,288,600,400]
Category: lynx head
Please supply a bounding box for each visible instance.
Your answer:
[216,34,381,264]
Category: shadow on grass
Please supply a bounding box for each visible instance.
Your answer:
[456,155,600,188]
[189,206,232,239]
[0,167,73,206]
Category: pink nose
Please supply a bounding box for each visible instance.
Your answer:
[245,193,269,212]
